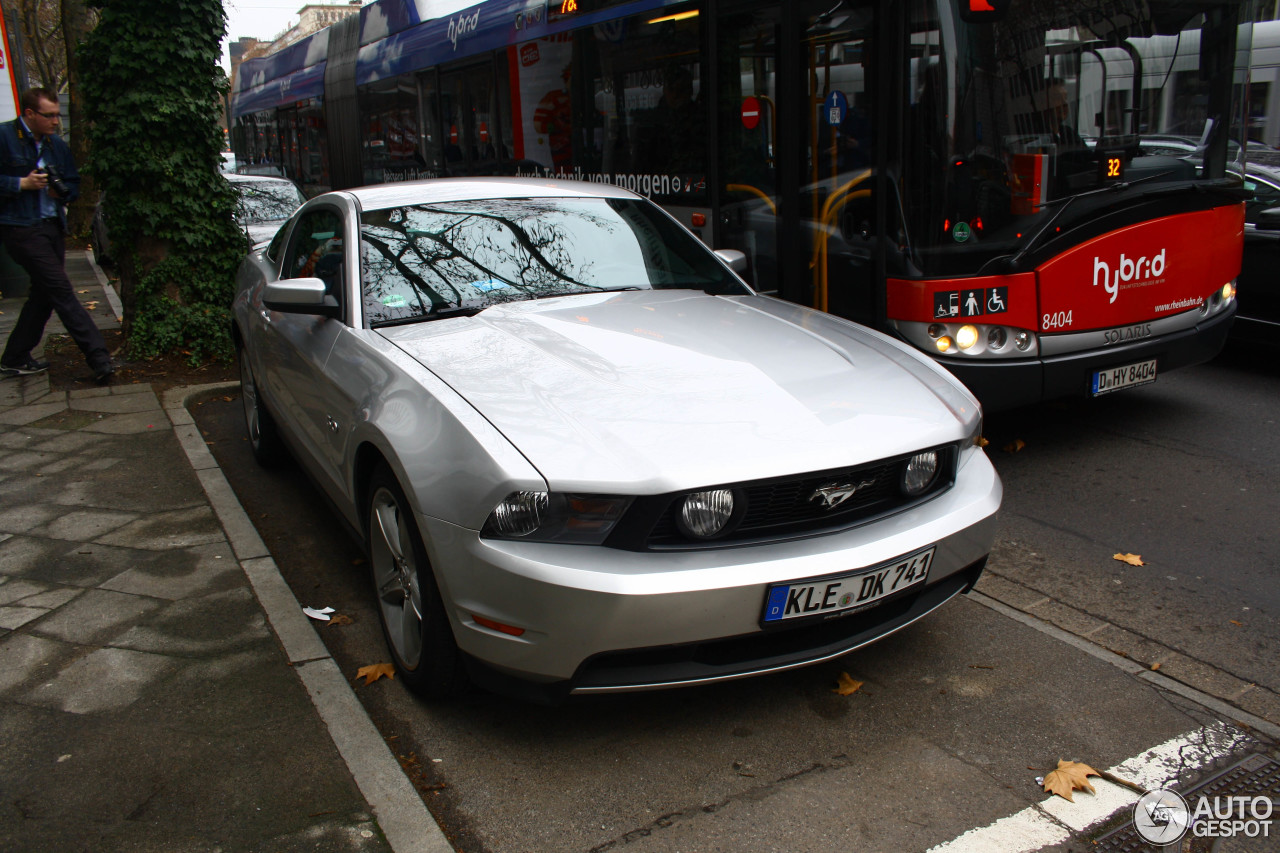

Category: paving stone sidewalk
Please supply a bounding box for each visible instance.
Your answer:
[0,253,395,851]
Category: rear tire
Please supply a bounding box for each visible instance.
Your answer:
[238,343,284,467]
[366,464,468,699]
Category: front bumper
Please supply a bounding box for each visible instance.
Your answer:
[417,449,1001,701]
[939,303,1236,411]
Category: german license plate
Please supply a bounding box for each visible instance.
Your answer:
[1091,358,1157,395]
[762,547,935,624]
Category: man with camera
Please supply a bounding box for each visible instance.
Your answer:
[0,87,112,383]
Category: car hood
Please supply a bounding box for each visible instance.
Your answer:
[379,291,977,493]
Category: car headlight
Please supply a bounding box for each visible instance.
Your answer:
[901,451,940,496]
[482,492,630,544]
[676,489,737,539]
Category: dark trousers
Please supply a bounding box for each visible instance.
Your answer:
[1,219,109,371]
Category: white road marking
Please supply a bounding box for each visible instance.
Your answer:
[927,721,1246,852]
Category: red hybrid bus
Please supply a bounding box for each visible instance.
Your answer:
[230,0,1250,409]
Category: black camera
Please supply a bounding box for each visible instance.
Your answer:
[38,164,70,198]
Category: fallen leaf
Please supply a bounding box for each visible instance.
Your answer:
[832,672,863,696]
[975,436,990,447]
[1229,619,1242,626]
[356,663,395,685]
[1003,439,1027,453]
[1113,553,1145,566]
[1042,759,1100,801]
[1151,663,1161,671]
[328,614,353,626]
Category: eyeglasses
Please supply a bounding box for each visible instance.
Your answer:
[33,111,61,120]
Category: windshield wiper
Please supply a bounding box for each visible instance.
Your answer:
[982,170,1175,274]
[528,286,645,301]
[370,304,483,328]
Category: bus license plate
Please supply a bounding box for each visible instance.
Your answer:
[1091,359,1157,396]
[762,547,934,624]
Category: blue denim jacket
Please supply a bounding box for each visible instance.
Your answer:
[0,118,81,228]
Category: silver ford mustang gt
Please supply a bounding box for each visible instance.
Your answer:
[232,178,1001,703]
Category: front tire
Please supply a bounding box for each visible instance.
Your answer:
[238,343,284,467]
[366,464,468,698]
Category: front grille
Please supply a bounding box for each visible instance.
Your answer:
[605,445,957,551]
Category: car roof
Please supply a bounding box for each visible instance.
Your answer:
[225,173,296,187]
[341,177,643,210]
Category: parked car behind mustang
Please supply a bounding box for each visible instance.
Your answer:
[90,174,305,267]
[232,178,1002,704]
[1237,162,1280,345]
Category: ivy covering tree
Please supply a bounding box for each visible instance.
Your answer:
[80,0,245,362]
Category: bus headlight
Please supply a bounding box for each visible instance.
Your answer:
[893,321,1038,358]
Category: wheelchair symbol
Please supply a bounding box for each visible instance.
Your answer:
[987,289,1007,313]
[935,291,959,318]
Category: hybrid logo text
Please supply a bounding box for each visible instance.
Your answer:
[1092,249,1166,303]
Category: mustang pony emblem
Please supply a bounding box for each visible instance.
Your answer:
[809,479,876,510]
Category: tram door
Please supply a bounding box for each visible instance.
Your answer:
[716,7,781,293]
[799,1,878,323]
[440,63,500,174]
[716,1,877,319]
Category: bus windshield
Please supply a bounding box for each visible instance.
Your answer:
[902,0,1248,276]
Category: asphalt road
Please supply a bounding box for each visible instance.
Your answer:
[190,344,1280,852]
[979,343,1280,720]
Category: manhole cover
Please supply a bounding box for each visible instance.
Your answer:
[1090,753,1279,852]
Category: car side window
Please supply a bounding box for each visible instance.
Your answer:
[282,208,346,304]
[265,222,290,264]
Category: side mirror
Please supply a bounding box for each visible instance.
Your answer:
[714,249,748,274]
[263,277,340,317]
[1255,207,1280,231]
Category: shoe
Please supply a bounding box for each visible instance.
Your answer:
[0,356,50,377]
[92,363,115,385]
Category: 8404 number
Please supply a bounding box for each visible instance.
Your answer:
[1043,310,1073,330]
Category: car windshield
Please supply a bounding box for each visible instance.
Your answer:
[360,196,749,327]
[235,180,305,226]
[901,0,1248,276]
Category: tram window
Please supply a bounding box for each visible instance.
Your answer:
[418,71,445,174]
[359,74,428,185]
[437,64,503,174]
[295,101,328,193]
[509,5,705,204]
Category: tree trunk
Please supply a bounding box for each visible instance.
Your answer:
[61,0,94,240]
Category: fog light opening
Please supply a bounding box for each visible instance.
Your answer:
[927,323,947,339]
[936,336,954,353]
[1222,281,1236,302]
[987,327,1007,350]
[677,489,736,539]
[902,451,940,496]
[1013,330,1033,351]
